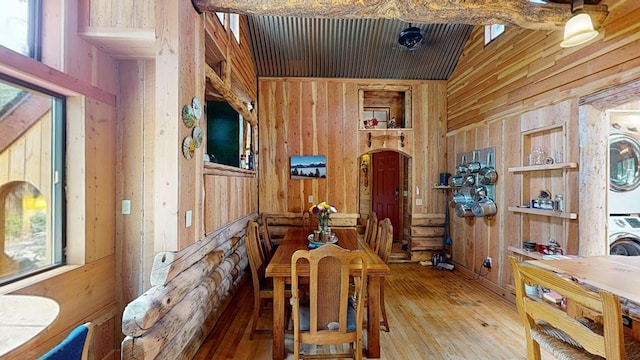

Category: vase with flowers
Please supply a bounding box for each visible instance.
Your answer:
[309,201,337,233]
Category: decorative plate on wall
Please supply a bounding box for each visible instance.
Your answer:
[192,126,203,148]
[182,136,195,160]
[182,105,196,128]
[192,96,203,120]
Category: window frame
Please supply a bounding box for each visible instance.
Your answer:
[0,73,66,286]
[0,0,42,60]
[484,24,505,46]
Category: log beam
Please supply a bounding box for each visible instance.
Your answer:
[191,0,608,31]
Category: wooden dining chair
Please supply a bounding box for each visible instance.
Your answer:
[259,214,276,261]
[246,220,290,339]
[363,212,378,248]
[376,218,393,332]
[291,244,368,360]
[509,256,629,360]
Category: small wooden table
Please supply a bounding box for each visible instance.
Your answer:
[265,227,391,359]
[525,255,640,303]
[0,294,60,356]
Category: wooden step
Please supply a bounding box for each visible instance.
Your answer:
[389,242,412,263]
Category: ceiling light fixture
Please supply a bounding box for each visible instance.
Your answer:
[560,0,599,48]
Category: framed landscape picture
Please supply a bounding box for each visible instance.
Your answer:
[290,155,326,179]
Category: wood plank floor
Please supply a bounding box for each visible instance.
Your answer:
[194,262,555,359]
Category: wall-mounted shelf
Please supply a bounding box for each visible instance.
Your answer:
[432,185,458,190]
[508,162,578,173]
[507,245,544,260]
[508,206,577,219]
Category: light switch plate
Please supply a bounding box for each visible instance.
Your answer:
[122,200,131,215]
[416,199,423,206]
[308,195,313,203]
[186,210,192,227]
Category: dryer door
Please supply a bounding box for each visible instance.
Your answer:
[610,233,640,256]
[610,133,640,192]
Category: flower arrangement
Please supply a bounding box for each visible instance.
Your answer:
[363,118,378,129]
[309,201,337,231]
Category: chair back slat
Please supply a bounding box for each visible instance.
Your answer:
[259,214,275,261]
[364,212,378,249]
[376,218,393,263]
[246,221,266,286]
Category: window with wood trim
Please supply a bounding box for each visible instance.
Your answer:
[230,13,240,44]
[0,75,65,285]
[0,0,42,60]
[484,24,505,45]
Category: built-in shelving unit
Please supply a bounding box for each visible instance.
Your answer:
[508,121,579,260]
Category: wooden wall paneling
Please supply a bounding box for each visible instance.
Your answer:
[501,115,522,288]
[84,98,117,263]
[412,84,426,215]
[564,100,580,255]
[450,131,468,267]
[472,126,489,274]
[117,61,148,308]
[448,2,640,132]
[577,105,608,256]
[287,82,304,213]
[490,121,507,285]
[178,0,203,250]
[344,82,360,214]
[154,0,181,252]
[327,82,346,213]
[153,0,205,251]
[260,80,290,212]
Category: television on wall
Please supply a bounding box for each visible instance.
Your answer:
[206,101,241,167]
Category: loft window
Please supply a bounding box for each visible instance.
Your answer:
[484,24,505,45]
[230,13,240,44]
[0,0,42,60]
[216,12,224,25]
[0,75,65,285]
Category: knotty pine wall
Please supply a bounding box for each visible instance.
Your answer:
[257,79,448,239]
[0,11,120,357]
[446,0,640,295]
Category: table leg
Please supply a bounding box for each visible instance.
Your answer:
[273,277,285,360]
[367,276,381,358]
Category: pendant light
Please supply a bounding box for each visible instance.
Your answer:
[560,0,599,48]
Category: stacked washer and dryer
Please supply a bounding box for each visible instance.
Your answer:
[608,110,640,255]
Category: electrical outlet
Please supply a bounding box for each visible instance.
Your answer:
[482,257,492,269]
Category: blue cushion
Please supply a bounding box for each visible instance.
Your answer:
[298,298,357,332]
[39,324,89,360]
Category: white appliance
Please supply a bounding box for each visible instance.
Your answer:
[608,110,640,214]
[608,215,640,256]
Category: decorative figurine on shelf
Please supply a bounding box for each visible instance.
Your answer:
[388,117,396,128]
[309,201,337,233]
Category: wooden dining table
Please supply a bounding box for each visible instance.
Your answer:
[265,227,391,360]
[0,294,60,356]
[525,255,640,304]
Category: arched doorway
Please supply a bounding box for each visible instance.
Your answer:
[359,150,411,245]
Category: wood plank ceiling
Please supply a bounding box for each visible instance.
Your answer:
[194,0,607,80]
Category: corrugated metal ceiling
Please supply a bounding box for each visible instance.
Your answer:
[246,17,473,81]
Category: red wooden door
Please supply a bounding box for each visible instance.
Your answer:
[372,151,400,240]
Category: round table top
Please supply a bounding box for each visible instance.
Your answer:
[0,294,60,356]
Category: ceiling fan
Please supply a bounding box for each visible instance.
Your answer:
[397,24,426,50]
